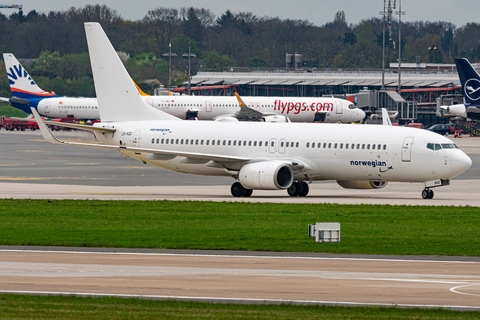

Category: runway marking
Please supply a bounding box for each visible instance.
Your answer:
[450,284,480,297]
[1,290,480,311]
[0,177,49,181]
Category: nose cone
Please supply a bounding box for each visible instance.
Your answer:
[451,150,472,177]
[357,108,366,121]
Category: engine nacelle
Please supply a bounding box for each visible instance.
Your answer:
[214,116,239,122]
[263,115,290,123]
[239,162,293,190]
[337,180,388,189]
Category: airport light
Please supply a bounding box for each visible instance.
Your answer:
[395,0,405,94]
[162,39,177,90]
[182,39,196,96]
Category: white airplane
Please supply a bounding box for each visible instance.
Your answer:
[32,22,472,199]
[1,53,365,123]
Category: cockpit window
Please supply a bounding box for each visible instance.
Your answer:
[348,104,355,109]
[427,143,458,150]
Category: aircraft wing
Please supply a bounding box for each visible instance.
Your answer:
[233,92,266,121]
[32,107,249,163]
[32,107,306,168]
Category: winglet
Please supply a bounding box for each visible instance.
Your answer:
[381,108,392,126]
[234,92,248,107]
[30,107,64,144]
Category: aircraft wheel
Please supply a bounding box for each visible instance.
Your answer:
[427,189,434,199]
[287,182,300,196]
[422,189,430,199]
[299,182,309,197]
[231,182,246,197]
[243,188,253,197]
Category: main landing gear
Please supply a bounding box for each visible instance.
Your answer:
[231,182,253,197]
[230,181,310,197]
[287,181,309,197]
[421,188,434,199]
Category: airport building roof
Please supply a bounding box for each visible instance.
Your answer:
[190,69,460,89]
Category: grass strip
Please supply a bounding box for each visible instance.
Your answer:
[0,294,479,319]
[0,199,479,256]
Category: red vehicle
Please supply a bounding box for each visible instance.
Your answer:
[0,116,39,131]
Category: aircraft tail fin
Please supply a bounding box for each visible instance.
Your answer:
[3,53,58,101]
[381,108,392,126]
[455,58,480,105]
[84,22,180,122]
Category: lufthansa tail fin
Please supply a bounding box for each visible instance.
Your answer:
[455,58,480,106]
[84,22,180,122]
[3,53,58,101]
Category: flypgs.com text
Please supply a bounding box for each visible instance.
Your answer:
[273,100,334,114]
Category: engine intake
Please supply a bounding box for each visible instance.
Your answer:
[337,180,388,189]
[239,162,293,190]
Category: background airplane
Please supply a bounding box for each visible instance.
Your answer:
[1,53,365,123]
[440,57,480,120]
[32,22,471,200]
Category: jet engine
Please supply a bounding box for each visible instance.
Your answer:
[238,162,293,190]
[263,115,290,123]
[214,116,239,122]
[337,180,388,189]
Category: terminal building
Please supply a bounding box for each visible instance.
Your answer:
[174,57,467,126]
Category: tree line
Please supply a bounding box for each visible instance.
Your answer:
[1,4,480,98]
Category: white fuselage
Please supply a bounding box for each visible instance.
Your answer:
[37,95,365,123]
[93,120,471,183]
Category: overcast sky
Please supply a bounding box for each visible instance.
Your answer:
[0,0,476,28]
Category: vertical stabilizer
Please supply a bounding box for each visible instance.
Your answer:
[455,58,480,106]
[3,53,57,99]
[381,108,392,126]
[84,22,180,122]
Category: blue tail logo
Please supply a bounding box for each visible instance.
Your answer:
[455,58,480,104]
[464,79,480,102]
[7,64,36,86]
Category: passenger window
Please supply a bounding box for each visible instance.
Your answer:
[306,142,310,148]
[340,143,343,149]
[296,142,299,147]
[151,138,155,144]
[372,144,376,150]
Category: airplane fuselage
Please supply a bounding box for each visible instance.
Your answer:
[93,120,470,184]
[35,95,364,123]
